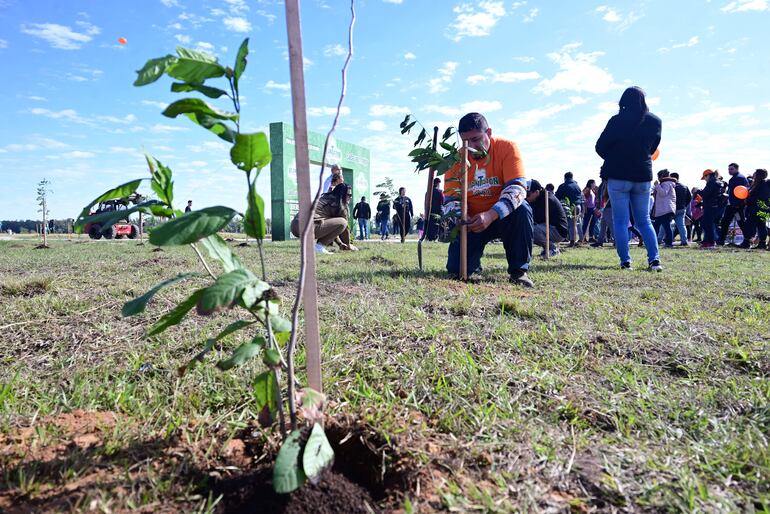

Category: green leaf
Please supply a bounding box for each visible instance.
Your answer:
[149,206,236,246]
[163,98,238,121]
[148,289,204,336]
[184,113,236,143]
[269,314,292,334]
[241,278,272,310]
[166,47,225,83]
[234,38,249,83]
[231,132,271,172]
[273,430,307,494]
[244,188,267,239]
[199,234,243,273]
[197,269,258,315]
[399,114,411,129]
[440,142,456,152]
[178,320,254,376]
[170,82,228,99]
[302,423,334,480]
[253,370,277,413]
[145,154,174,207]
[262,348,281,367]
[149,204,175,218]
[400,121,417,135]
[134,55,177,86]
[74,179,144,232]
[123,272,200,317]
[413,128,427,147]
[76,200,162,233]
[216,336,265,371]
[442,126,454,141]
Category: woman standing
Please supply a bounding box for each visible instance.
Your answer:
[595,86,663,271]
[581,179,598,242]
[699,169,726,248]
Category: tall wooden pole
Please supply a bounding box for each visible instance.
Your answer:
[544,189,550,260]
[460,141,469,281]
[285,0,322,393]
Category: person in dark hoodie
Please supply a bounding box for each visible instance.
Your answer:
[595,86,663,271]
[717,162,750,245]
[555,171,584,244]
[699,169,727,248]
[741,168,770,249]
[652,169,677,248]
[669,172,692,246]
[527,179,568,256]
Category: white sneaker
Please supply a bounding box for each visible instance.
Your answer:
[314,243,331,254]
[648,259,663,272]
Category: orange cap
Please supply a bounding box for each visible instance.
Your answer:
[701,169,714,180]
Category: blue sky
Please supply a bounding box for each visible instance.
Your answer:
[1,0,769,221]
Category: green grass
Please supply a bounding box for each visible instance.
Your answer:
[0,238,768,512]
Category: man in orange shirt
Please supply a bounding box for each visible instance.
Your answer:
[443,113,533,287]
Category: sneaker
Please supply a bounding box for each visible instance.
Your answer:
[620,261,632,270]
[648,260,663,272]
[738,241,751,249]
[590,242,603,247]
[680,242,689,247]
[700,241,716,249]
[550,247,561,257]
[753,242,767,250]
[314,243,332,254]
[509,270,534,288]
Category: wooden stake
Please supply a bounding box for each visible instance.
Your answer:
[285,0,322,393]
[460,140,469,281]
[544,189,550,260]
[418,127,439,271]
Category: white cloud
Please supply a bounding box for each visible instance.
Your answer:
[383,0,404,3]
[367,120,388,131]
[20,22,100,50]
[462,100,502,113]
[257,10,277,24]
[30,108,89,124]
[161,0,180,7]
[142,100,169,109]
[721,0,768,12]
[63,150,96,158]
[264,80,290,91]
[0,39,7,49]
[428,61,459,93]
[175,34,191,44]
[505,97,589,134]
[323,44,346,57]
[225,0,249,15]
[150,124,190,133]
[658,36,699,53]
[522,8,539,22]
[533,43,617,96]
[223,17,251,32]
[595,5,643,31]
[369,104,410,117]
[307,106,351,117]
[404,52,416,60]
[448,1,506,42]
[466,68,541,85]
[667,105,755,130]
[109,146,138,154]
[196,41,215,52]
[97,114,136,124]
[24,95,48,101]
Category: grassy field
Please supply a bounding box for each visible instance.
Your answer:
[0,237,768,513]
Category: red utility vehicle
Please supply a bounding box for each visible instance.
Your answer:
[84,196,141,240]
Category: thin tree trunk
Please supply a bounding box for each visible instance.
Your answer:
[544,191,550,260]
[460,141,469,281]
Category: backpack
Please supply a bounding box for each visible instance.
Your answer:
[717,180,728,207]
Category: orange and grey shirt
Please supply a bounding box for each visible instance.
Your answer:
[443,136,527,219]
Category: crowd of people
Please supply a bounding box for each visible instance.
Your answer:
[297,86,769,287]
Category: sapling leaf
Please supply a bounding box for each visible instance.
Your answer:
[163,98,238,121]
[149,206,236,246]
[414,128,427,147]
[400,121,416,134]
[178,320,254,376]
[234,38,249,83]
[147,289,204,336]
[145,154,174,207]
[197,269,259,315]
[269,314,292,334]
[184,113,236,143]
[231,132,271,172]
[273,430,307,494]
[74,179,145,232]
[216,336,265,370]
[262,348,281,367]
[253,370,277,413]
[442,126,454,141]
[399,114,411,129]
[302,423,334,480]
[244,187,267,239]
[170,82,228,99]
[166,47,225,83]
[123,272,201,317]
[134,55,177,86]
[77,200,163,233]
[199,234,244,273]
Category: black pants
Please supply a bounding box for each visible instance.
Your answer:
[653,213,675,247]
[426,211,441,241]
[718,204,746,243]
[446,202,533,275]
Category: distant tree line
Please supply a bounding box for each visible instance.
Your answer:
[1,219,74,234]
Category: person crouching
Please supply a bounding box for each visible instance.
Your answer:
[291,183,357,254]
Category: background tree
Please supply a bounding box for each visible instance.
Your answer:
[36,179,52,248]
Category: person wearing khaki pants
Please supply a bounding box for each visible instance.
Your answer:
[291,183,358,254]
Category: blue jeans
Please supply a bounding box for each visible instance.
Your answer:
[379,218,389,238]
[674,208,688,244]
[608,179,660,265]
[653,213,674,247]
[447,202,533,276]
[701,207,720,243]
[357,218,368,239]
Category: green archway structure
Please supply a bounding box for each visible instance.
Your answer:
[269,122,371,241]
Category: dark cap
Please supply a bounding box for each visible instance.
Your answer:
[529,179,543,192]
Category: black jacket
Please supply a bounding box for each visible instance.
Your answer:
[596,112,662,182]
[674,182,692,211]
[376,199,390,218]
[530,191,569,239]
[352,201,371,220]
[727,173,749,206]
[555,179,583,206]
[700,175,726,209]
[747,179,770,213]
[393,196,413,218]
